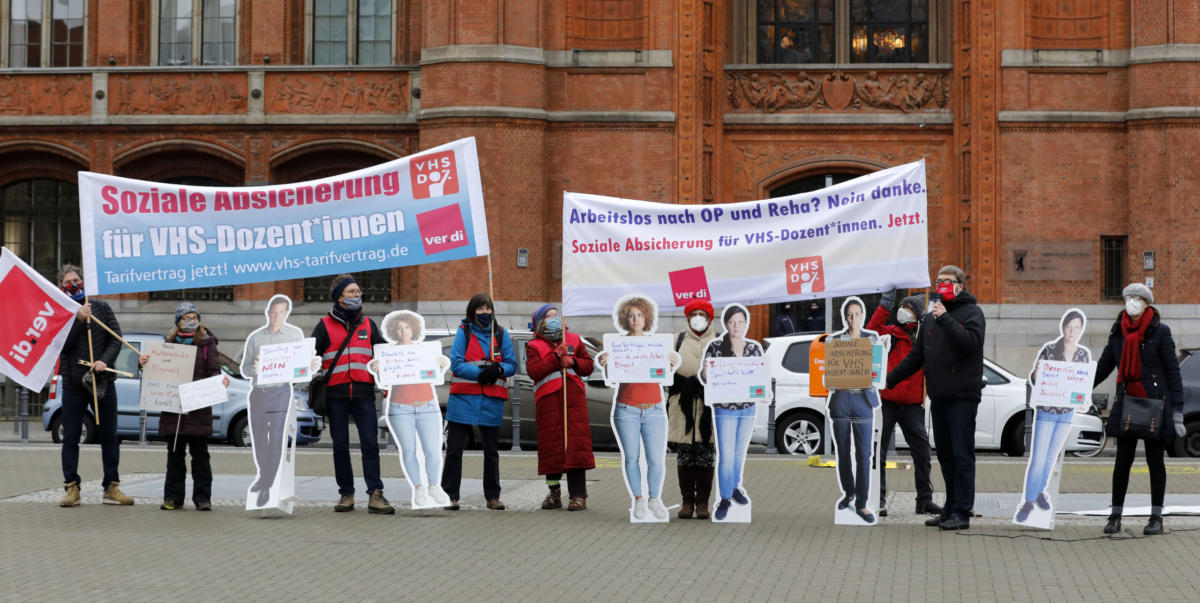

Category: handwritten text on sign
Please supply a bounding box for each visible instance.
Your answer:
[139,341,197,413]
[704,356,771,405]
[373,341,443,386]
[179,375,227,413]
[602,334,673,384]
[823,338,874,390]
[1031,360,1097,409]
[256,338,316,385]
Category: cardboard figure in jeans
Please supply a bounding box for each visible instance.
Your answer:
[826,296,883,526]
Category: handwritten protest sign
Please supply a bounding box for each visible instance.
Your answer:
[1031,360,1097,409]
[140,341,196,412]
[704,356,771,404]
[603,334,673,384]
[256,338,316,385]
[179,374,227,413]
[373,341,443,386]
[823,338,873,390]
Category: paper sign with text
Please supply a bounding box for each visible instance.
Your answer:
[602,334,673,384]
[256,338,316,385]
[139,341,197,413]
[704,356,771,405]
[823,338,874,390]
[179,374,227,413]
[1031,361,1097,409]
[373,341,443,386]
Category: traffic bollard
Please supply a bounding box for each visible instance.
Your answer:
[765,378,778,454]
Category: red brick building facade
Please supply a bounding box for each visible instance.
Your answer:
[1,1,1196,331]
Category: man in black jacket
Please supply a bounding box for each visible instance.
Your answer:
[56,264,134,507]
[886,265,985,530]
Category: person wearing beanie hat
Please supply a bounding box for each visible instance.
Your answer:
[667,298,717,518]
[524,305,596,511]
[175,301,199,328]
[1094,282,1183,536]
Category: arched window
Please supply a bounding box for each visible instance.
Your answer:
[1,178,80,282]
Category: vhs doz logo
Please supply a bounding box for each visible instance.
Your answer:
[410,151,459,199]
[785,255,825,295]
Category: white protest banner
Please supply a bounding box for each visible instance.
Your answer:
[256,338,316,385]
[78,138,489,296]
[179,375,227,413]
[562,160,928,315]
[602,334,673,384]
[704,356,770,405]
[1031,360,1097,409]
[0,248,81,391]
[373,341,443,386]
[140,341,197,413]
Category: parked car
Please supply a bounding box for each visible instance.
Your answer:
[1171,348,1200,457]
[42,333,323,446]
[758,333,1105,456]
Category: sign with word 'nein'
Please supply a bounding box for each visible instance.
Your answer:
[256,338,317,386]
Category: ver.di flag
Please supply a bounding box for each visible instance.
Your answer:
[77,137,489,295]
[562,159,930,316]
[0,248,81,390]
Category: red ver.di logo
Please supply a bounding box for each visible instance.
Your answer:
[668,266,711,307]
[410,151,459,199]
[0,269,71,370]
[416,204,470,255]
[785,256,825,295]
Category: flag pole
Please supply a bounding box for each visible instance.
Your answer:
[560,316,569,452]
[82,314,140,356]
[84,296,99,422]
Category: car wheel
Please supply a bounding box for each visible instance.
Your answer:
[50,416,63,444]
[1071,430,1107,457]
[53,415,97,444]
[230,415,250,447]
[1002,416,1025,457]
[775,411,824,456]
[1172,420,1200,458]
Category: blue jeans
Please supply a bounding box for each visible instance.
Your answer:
[1024,409,1074,504]
[613,402,667,498]
[386,401,443,487]
[328,395,383,495]
[714,405,757,500]
[829,390,878,506]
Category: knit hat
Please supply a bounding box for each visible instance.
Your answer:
[530,304,557,330]
[1122,283,1154,305]
[174,301,199,326]
[683,299,714,321]
[330,276,357,302]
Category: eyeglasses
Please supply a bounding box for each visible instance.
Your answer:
[935,278,959,285]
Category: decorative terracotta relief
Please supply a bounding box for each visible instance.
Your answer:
[0,75,90,115]
[566,0,646,50]
[1030,0,1107,49]
[726,70,950,113]
[266,73,407,115]
[110,73,247,115]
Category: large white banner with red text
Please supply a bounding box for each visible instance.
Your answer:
[562,160,929,316]
[78,138,489,295]
[0,248,81,390]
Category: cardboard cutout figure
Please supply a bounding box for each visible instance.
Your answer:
[598,294,680,523]
[369,310,452,509]
[697,303,770,523]
[1014,308,1093,530]
[825,296,885,526]
[240,295,318,514]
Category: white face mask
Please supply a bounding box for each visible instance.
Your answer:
[1126,297,1146,317]
[896,308,917,324]
[689,315,709,331]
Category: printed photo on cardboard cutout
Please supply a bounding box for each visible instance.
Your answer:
[597,294,680,523]
[369,310,452,510]
[240,295,319,514]
[825,296,884,526]
[696,303,769,523]
[1014,308,1092,530]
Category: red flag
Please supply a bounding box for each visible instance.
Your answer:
[0,248,80,390]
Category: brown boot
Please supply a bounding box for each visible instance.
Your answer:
[694,466,714,519]
[541,486,562,510]
[368,490,395,515]
[677,465,695,519]
[60,482,80,507]
[567,497,587,511]
[334,494,355,512]
[102,482,134,506]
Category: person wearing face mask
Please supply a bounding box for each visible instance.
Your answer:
[866,291,940,518]
[887,266,985,531]
[772,303,798,337]
[442,293,517,511]
[1093,284,1184,536]
[666,300,717,519]
[525,304,595,511]
[311,274,392,514]
[55,264,133,507]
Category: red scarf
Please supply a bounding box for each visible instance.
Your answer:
[1118,308,1153,397]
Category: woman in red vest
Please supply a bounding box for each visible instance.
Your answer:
[526,304,595,511]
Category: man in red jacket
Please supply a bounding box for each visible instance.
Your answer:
[867,290,940,517]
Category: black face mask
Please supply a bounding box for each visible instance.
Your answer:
[475,313,493,328]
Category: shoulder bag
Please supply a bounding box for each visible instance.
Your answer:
[1119,395,1166,440]
[307,320,359,416]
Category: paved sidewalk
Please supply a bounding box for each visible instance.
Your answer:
[2,434,1199,601]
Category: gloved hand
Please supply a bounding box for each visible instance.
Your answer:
[554,342,571,360]
[1175,411,1187,438]
[560,355,576,369]
[477,363,501,385]
[880,288,898,311]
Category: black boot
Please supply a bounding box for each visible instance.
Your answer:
[1144,515,1163,536]
[694,466,714,520]
[677,465,695,519]
[1103,514,1122,534]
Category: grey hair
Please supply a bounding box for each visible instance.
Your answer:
[937,265,966,285]
[57,263,83,283]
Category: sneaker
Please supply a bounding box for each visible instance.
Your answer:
[60,482,80,508]
[1035,492,1051,511]
[196,501,212,511]
[413,486,431,507]
[1016,501,1034,522]
[334,494,355,512]
[541,488,562,510]
[486,498,506,511]
[633,498,647,520]
[430,487,451,506]
[731,489,749,505]
[368,490,395,515]
[715,498,731,520]
[160,500,180,511]
[567,497,587,511]
[648,497,668,520]
[102,483,134,506]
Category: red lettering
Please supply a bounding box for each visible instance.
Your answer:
[101,186,120,215]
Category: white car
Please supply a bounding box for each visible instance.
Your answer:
[755,333,1106,456]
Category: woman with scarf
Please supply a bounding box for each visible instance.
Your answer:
[526,304,595,511]
[311,274,393,514]
[1094,284,1184,536]
[667,300,717,519]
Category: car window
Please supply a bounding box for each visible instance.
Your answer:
[1179,352,1200,381]
[982,364,1009,385]
[218,352,242,379]
[780,341,811,374]
[113,343,142,377]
